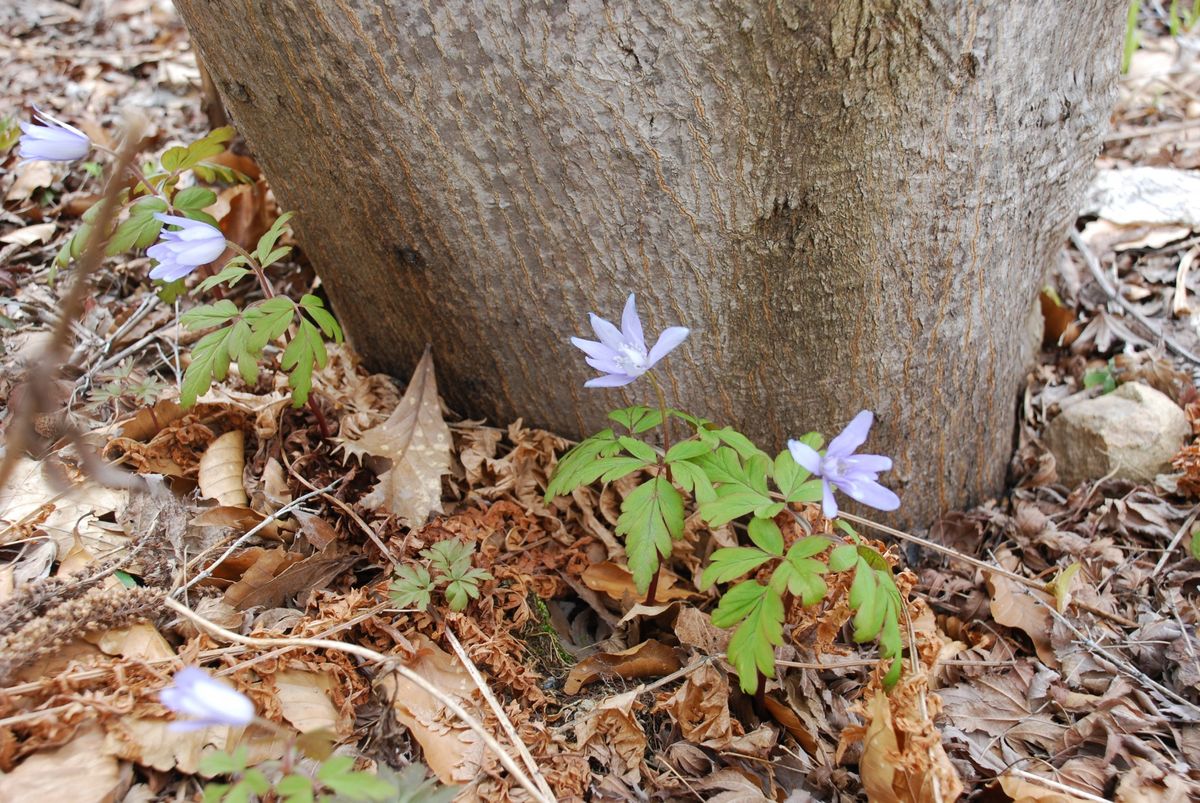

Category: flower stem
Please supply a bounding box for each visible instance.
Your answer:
[645,371,674,607]
[224,240,275,299]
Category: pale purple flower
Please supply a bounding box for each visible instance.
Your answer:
[18,106,91,163]
[570,293,689,388]
[159,667,255,731]
[787,410,900,520]
[147,213,226,281]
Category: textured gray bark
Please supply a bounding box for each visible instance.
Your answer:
[174,0,1123,525]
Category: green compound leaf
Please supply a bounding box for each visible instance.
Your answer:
[181,326,235,407]
[667,457,716,504]
[255,211,295,266]
[389,565,434,611]
[700,546,775,588]
[618,475,684,595]
[664,440,712,462]
[280,319,327,407]
[712,580,784,693]
[198,746,247,776]
[712,427,766,461]
[695,447,778,525]
[544,429,648,500]
[196,256,251,292]
[840,546,906,690]
[1191,527,1200,561]
[770,537,832,606]
[106,196,167,255]
[608,405,663,433]
[316,755,398,801]
[160,126,234,174]
[299,294,343,341]
[181,299,240,331]
[444,568,492,611]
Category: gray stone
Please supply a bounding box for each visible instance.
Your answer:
[1045,382,1190,487]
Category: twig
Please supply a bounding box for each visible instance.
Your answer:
[838,512,1138,628]
[442,618,557,802]
[1150,505,1199,579]
[638,655,714,694]
[1103,117,1200,142]
[1004,768,1109,803]
[162,597,552,803]
[281,453,397,564]
[1069,229,1200,364]
[173,479,342,596]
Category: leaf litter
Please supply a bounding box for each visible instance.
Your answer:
[2,5,1200,803]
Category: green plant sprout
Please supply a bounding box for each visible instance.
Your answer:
[389,538,493,612]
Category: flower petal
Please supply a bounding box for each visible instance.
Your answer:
[841,453,892,474]
[584,373,637,388]
[154,212,202,228]
[826,410,874,458]
[585,354,625,374]
[588,313,625,351]
[570,337,616,361]
[787,439,822,474]
[849,479,900,511]
[821,480,839,519]
[620,293,645,351]
[646,326,689,367]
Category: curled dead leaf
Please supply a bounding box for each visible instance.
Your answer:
[582,560,695,604]
[564,639,681,694]
[198,430,248,506]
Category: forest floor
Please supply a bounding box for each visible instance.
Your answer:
[2,2,1200,802]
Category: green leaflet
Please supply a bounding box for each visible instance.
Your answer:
[617,475,684,594]
[700,546,775,588]
[713,581,784,693]
[695,447,778,525]
[608,405,663,433]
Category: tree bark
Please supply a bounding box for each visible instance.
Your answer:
[174,0,1123,526]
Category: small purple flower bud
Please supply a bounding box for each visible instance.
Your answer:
[147,213,226,282]
[788,410,900,520]
[570,293,689,388]
[18,107,91,163]
[159,667,255,731]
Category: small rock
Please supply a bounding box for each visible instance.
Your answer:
[1045,382,1190,487]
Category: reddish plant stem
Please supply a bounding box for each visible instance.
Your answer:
[643,569,660,606]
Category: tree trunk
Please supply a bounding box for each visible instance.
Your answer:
[174,0,1123,526]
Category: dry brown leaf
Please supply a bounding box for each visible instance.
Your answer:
[0,726,124,803]
[564,639,681,694]
[691,769,771,802]
[998,773,1093,803]
[226,545,353,610]
[378,635,487,784]
[344,347,452,525]
[939,665,1066,755]
[855,690,964,803]
[105,718,288,775]
[0,456,127,553]
[0,222,56,246]
[657,663,776,756]
[198,430,248,506]
[574,690,646,785]
[988,574,1056,666]
[581,560,694,604]
[274,670,345,736]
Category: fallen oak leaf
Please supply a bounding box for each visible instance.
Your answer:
[340,346,451,526]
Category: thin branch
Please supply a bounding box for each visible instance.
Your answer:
[162,597,553,803]
[442,617,556,801]
[172,479,343,596]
